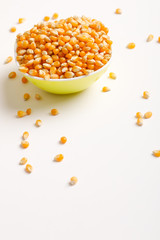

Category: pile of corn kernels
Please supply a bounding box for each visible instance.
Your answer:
[16,16,112,80]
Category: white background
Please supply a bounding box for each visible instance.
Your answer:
[0,0,160,239]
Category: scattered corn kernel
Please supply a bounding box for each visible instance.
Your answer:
[70,176,78,185]
[5,56,13,64]
[127,42,135,49]
[21,77,28,84]
[35,93,41,100]
[23,131,29,140]
[52,13,59,19]
[109,72,116,79]
[136,112,143,118]
[51,108,59,115]
[19,157,28,165]
[147,34,154,42]
[18,18,25,24]
[136,117,143,126]
[60,136,67,144]
[44,16,50,21]
[143,91,150,99]
[9,72,16,78]
[17,110,26,118]
[26,108,32,115]
[153,150,160,157]
[102,86,110,92]
[158,37,160,43]
[25,164,32,173]
[10,27,16,32]
[24,93,30,101]
[55,154,64,162]
[35,119,42,127]
[21,140,29,148]
[115,8,122,14]
[144,111,152,119]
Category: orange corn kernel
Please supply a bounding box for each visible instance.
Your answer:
[18,18,25,24]
[5,56,13,64]
[51,108,59,115]
[158,37,160,43]
[9,72,16,78]
[35,119,42,127]
[115,8,122,14]
[144,112,152,119]
[143,91,150,99]
[10,27,16,32]
[26,108,32,115]
[55,154,64,162]
[102,86,110,92]
[21,140,29,148]
[35,93,41,100]
[19,157,28,165]
[21,77,28,84]
[109,72,117,79]
[153,150,160,157]
[136,118,143,126]
[127,42,136,49]
[53,13,59,19]
[25,164,33,173]
[136,112,143,118]
[44,16,50,21]
[23,131,29,140]
[60,136,67,144]
[17,110,26,118]
[70,176,78,185]
[24,93,30,101]
[147,34,154,42]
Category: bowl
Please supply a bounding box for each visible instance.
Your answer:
[15,44,111,94]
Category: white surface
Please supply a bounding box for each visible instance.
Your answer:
[0,0,160,239]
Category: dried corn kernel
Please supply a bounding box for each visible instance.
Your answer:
[10,27,16,32]
[143,91,150,99]
[9,72,16,78]
[70,176,78,185]
[158,37,160,43]
[102,86,110,92]
[5,56,13,64]
[18,18,25,24]
[23,131,29,140]
[24,93,30,101]
[136,112,143,118]
[54,154,64,162]
[136,118,143,126]
[51,108,59,115]
[127,42,135,49]
[147,34,154,42]
[17,110,26,118]
[19,157,28,165]
[115,8,122,14]
[60,136,67,144]
[53,13,59,19]
[21,140,29,148]
[44,16,50,21]
[109,72,116,79]
[35,93,41,100]
[144,111,152,119]
[153,150,160,157]
[26,108,31,115]
[25,164,32,173]
[35,119,42,127]
[21,77,28,84]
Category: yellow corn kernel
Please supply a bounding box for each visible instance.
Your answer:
[35,119,42,127]
[18,18,25,24]
[158,37,160,43]
[143,91,150,99]
[10,27,16,32]
[5,56,13,64]
[35,93,41,100]
[136,112,143,118]
[21,77,28,84]
[26,108,31,115]
[24,93,30,101]
[8,72,16,78]
[70,176,78,185]
[53,13,59,19]
[17,110,26,118]
[23,131,29,140]
[19,157,28,165]
[147,34,154,42]
[127,42,135,49]
[60,136,67,144]
[25,164,33,173]
[51,108,59,115]
[153,150,160,157]
[54,154,64,162]
[136,118,143,126]
[144,112,152,119]
[102,86,110,92]
[44,16,50,21]
[109,72,117,79]
[21,140,29,149]
[115,8,122,14]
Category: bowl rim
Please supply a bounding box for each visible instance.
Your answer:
[14,42,112,82]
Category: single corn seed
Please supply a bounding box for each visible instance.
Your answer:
[25,164,33,173]
[9,72,16,78]
[24,93,30,101]
[153,150,160,157]
[136,112,143,118]
[21,140,29,148]
[5,56,13,64]
[10,27,16,32]
[115,8,122,14]
[144,111,152,119]
[147,34,154,42]
[158,37,160,43]
[35,119,42,127]
[44,16,50,22]
[23,131,29,140]
[19,157,28,165]
[60,136,67,144]
[18,18,25,24]
[127,42,135,49]
[53,13,59,19]
[54,154,64,162]
[102,86,110,92]
[70,176,78,185]
[35,93,41,100]
[136,118,143,126]
[51,108,59,115]
[17,110,26,118]
[109,72,116,79]
[26,108,32,115]
[143,91,150,99]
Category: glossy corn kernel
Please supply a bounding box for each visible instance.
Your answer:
[115,8,122,14]
[127,42,135,49]
[24,93,30,101]
[19,157,28,165]
[144,112,152,119]
[60,136,67,144]
[35,119,42,127]
[158,37,160,43]
[54,154,64,162]
[143,91,150,99]
[44,16,50,21]
[10,27,16,32]
[35,93,41,100]
[21,140,29,148]
[18,18,25,24]
[109,72,116,79]
[70,176,78,185]
[53,13,59,19]
[136,118,143,126]
[153,150,160,157]
[21,77,28,84]
[9,72,16,78]
[5,56,13,64]
[17,110,26,118]
[26,108,32,115]
[23,131,29,140]
[25,164,33,173]
[136,112,143,118]
[51,108,59,115]
[102,86,110,92]
[147,34,154,42]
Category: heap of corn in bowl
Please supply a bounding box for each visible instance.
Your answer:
[16,16,112,93]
